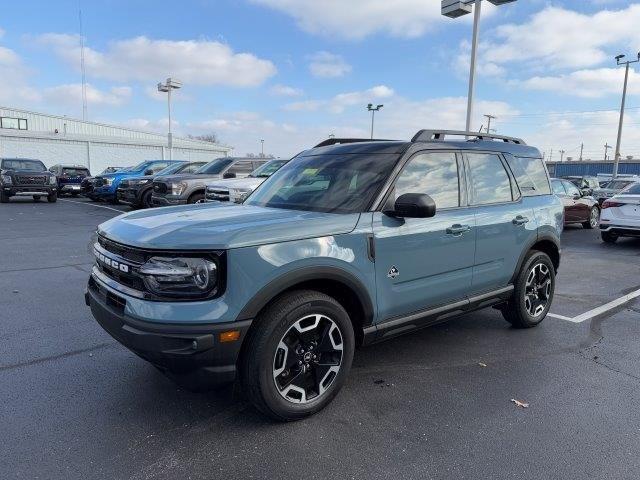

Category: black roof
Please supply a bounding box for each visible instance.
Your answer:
[308,130,542,158]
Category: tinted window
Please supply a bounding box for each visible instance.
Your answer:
[245,153,398,214]
[62,167,89,176]
[251,160,288,178]
[1,159,46,171]
[621,183,640,194]
[607,181,634,190]
[563,181,580,196]
[394,152,460,209]
[467,153,513,205]
[228,161,255,175]
[180,162,206,173]
[505,156,551,196]
[551,179,566,195]
[197,158,233,174]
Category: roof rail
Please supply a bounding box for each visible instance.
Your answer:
[314,138,393,148]
[412,130,526,145]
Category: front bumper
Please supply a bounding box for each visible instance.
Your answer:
[92,186,117,199]
[85,274,251,385]
[151,194,187,207]
[116,187,142,205]
[60,184,81,194]
[3,185,56,196]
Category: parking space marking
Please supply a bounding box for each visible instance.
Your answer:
[550,288,640,323]
[59,198,124,213]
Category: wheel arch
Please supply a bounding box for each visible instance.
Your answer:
[236,266,375,346]
[511,235,560,283]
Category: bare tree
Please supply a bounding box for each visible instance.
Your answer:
[187,133,219,144]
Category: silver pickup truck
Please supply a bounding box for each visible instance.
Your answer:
[151,157,268,206]
[205,159,289,203]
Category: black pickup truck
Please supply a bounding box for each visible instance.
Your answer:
[0,158,58,203]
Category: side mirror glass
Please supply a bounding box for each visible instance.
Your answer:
[223,172,236,179]
[386,193,436,218]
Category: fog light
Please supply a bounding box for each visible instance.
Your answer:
[219,330,241,343]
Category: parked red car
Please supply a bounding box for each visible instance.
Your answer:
[551,178,600,228]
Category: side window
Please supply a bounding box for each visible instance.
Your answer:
[149,162,170,174]
[467,153,513,205]
[228,161,254,175]
[504,156,551,196]
[563,181,580,196]
[182,164,199,173]
[551,179,566,195]
[394,152,460,209]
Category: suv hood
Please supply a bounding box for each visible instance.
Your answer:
[207,177,263,190]
[98,204,360,250]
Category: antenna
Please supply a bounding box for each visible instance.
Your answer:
[79,0,88,121]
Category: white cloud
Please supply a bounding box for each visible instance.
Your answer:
[37,34,277,87]
[0,35,40,105]
[481,5,640,70]
[42,84,132,106]
[283,85,395,114]
[308,51,352,78]
[519,68,640,98]
[270,84,304,97]
[250,0,500,39]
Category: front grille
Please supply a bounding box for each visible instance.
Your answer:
[205,188,230,202]
[98,235,146,263]
[119,179,130,189]
[94,177,106,187]
[153,181,168,193]
[16,175,46,186]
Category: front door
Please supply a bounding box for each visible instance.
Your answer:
[373,151,476,322]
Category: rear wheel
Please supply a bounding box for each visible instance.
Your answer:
[502,250,555,328]
[47,192,57,203]
[240,290,355,421]
[188,192,205,204]
[583,206,599,229]
[601,232,618,243]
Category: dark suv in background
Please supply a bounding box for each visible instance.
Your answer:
[49,164,91,196]
[117,161,207,209]
[0,158,58,203]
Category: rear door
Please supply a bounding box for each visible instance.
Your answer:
[562,180,588,222]
[465,152,537,294]
[373,151,476,321]
[551,179,574,221]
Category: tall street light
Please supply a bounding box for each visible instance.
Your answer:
[613,52,639,178]
[157,77,182,159]
[367,103,383,139]
[442,0,517,133]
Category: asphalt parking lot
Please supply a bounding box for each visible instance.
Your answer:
[2,197,640,480]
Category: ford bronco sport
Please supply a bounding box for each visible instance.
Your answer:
[86,130,563,421]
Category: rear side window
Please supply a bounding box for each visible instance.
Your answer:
[505,156,551,196]
[466,153,513,205]
[394,152,460,209]
[551,179,566,195]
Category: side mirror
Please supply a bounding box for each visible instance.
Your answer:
[386,193,436,218]
[223,172,236,179]
[144,169,154,175]
[573,193,581,200]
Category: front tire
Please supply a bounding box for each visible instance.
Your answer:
[239,290,355,421]
[187,192,205,204]
[502,250,555,328]
[601,232,618,243]
[583,206,599,229]
[0,191,10,203]
[33,195,41,202]
[47,192,57,203]
[141,189,153,209]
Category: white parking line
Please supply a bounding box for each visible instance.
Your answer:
[550,288,640,323]
[59,198,124,213]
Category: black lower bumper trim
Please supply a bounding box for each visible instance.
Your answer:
[86,279,251,386]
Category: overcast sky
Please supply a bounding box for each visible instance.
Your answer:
[2,0,640,160]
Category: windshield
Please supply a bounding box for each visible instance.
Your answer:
[1,159,46,172]
[621,183,640,195]
[606,180,633,190]
[251,159,288,178]
[245,153,398,214]
[130,161,154,172]
[196,158,233,174]
[156,163,188,176]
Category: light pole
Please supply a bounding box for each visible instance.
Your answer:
[483,114,496,134]
[157,78,182,160]
[367,103,383,139]
[260,139,265,157]
[442,0,517,132]
[613,53,639,178]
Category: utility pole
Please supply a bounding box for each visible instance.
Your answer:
[79,1,88,121]
[157,78,182,160]
[367,104,383,139]
[260,139,264,157]
[483,114,496,134]
[549,149,553,162]
[604,143,612,161]
[579,143,584,161]
[559,150,566,162]
[613,52,639,178]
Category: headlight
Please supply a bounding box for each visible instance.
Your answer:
[138,179,150,185]
[49,175,57,185]
[104,177,114,186]
[171,182,187,195]
[1,174,12,185]
[139,256,218,298]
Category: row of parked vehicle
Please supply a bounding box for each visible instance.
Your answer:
[78,157,288,209]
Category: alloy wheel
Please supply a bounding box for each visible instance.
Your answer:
[524,263,552,318]
[590,207,599,228]
[272,314,343,404]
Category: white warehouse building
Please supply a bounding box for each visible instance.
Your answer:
[0,106,233,174]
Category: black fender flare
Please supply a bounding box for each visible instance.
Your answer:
[235,265,375,326]
[510,233,561,284]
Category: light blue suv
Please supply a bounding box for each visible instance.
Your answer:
[86,130,563,420]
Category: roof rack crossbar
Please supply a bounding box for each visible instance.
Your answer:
[314,138,393,148]
[412,130,526,145]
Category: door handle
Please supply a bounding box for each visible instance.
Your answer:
[446,224,471,235]
[512,215,530,226]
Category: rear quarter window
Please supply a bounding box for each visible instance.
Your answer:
[505,155,551,196]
